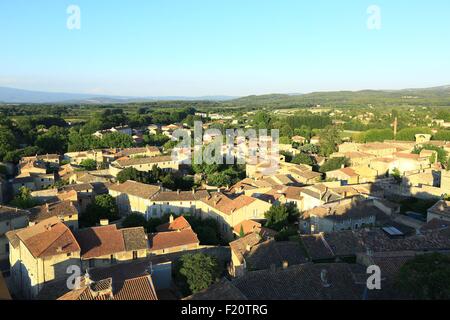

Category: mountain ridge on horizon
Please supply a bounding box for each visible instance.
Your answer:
[0,85,450,105]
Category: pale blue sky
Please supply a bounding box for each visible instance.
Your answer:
[0,0,449,96]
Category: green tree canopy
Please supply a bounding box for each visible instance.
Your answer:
[81,194,120,227]
[318,125,342,156]
[395,253,450,300]
[319,157,350,173]
[79,159,97,171]
[396,127,432,141]
[291,153,314,166]
[174,253,220,295]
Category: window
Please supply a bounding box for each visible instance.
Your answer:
[110,255,115,264]
[133,251,138,260]
[67,253,71,257]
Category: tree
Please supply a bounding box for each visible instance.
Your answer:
[299,143,320,154]
[81,194,120,227]
[122,213,147,229]
[185,216,222,245]
[35,126,68,154]
[239,225,245,237]
[319,157,350,173]
[318,126,342,156]
[0,128,17,161]
[356,129,394,143]
[396,127,432,141]
[79,159,97,171]
[174,253,220,295]
[433,130,450,141]
[412,144,447,166]
[101,132,134,148]
[291,153,314,166]
[264,204,289,231]
[9,187,39,209]
[395,253,450,299]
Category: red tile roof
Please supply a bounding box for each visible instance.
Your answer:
[201,193,257,215]
[148,229,199,251]
[156,216,191,232]
[14,217,80,258]
[75,225,125,259]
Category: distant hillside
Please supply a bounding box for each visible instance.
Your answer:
[0,87,236,104]
[1,85,450,106]
[227,86,450,108]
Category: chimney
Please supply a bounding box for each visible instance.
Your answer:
[169,214,174,223]
[245,244,251,252]
[320,269,331,288]
[282,261,289,269]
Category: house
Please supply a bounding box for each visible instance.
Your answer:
[147,124,159,135]
[6,217,81,298]
[29,201,79,231]
[11,171,56,194]
[229,233,261,277]
[148,228,200,255]
[156,215,191,232]
[330,151,374,167]
[291,136,306,145]
[326,167,360,185]
[427,200,450,223]
[110,155,179,175]
[93,125,132,139]
[57,271,158,300]
[0,206,29,263]
[146,189,210,218]
[232,220,277,240]
[74,224,148,269]
[299,185,343,212]
[299,197,379,234]
[310,136,320,145]
[230,262,365,300]
[198,193,272,240]
[108,180,162,216]
[114,146,161,159]
[20,154,60,166]
[185,278,247,300]
[64,150,106,165]
[415,134,432,144]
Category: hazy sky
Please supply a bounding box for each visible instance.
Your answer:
[1,0,449,96]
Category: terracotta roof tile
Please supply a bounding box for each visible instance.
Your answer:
[148,229,199,251]
[109,180,161,199]
[14,217,80,258]
[75,225,125,259]
[156,216,192,232]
